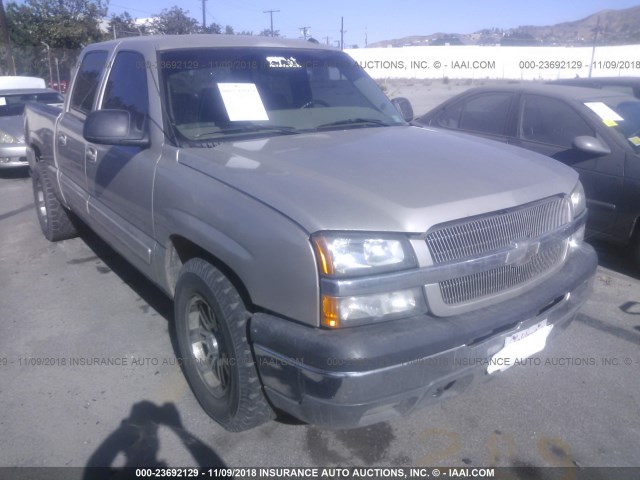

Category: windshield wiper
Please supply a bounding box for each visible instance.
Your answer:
[194,124,299,139]
[316,118,394,130]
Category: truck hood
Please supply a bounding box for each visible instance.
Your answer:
[178,125,578,233]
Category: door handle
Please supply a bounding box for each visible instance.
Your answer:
[86,147,97,163]
[58,134,67,146]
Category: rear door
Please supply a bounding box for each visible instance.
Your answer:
[56,50,109,214]
[509,94,623,234]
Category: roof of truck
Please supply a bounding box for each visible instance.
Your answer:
[89,34,336,52]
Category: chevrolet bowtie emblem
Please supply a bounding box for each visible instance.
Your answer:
[505,239,541,267]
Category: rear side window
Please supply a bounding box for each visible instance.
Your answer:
[520,95,594,148]
[458,93,512,135]
[102,51,149,130]
[70,51,108,115]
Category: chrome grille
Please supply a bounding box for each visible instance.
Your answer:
[439,240,565,305]
[426,196,569,264]
[425,196,570,306]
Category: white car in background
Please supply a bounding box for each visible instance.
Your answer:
[0,88,64,170]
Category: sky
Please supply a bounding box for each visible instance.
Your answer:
[101,0,640,46]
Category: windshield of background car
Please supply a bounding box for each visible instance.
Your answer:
[584,98,640,153]
[0,92,64,117]
[159,47,405,143]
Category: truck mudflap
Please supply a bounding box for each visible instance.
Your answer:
[249,243,597,428]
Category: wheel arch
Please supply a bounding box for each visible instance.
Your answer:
[164,234,254,312]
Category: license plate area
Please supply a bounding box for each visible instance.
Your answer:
[487,319,553,374]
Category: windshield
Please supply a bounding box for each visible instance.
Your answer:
[0,92,64,117]
[584,99,640,153]
[159,48,405,144]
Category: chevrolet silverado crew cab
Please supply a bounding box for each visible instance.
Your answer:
[25,35,597,431]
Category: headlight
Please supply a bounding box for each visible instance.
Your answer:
[312,233,416,277]
[313,232,424,327]
[570,181,586,219]
[322,288,424,328]
[569,182,586,248]
[0,130,17,143]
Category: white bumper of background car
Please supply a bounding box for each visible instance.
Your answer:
[0,143,28,169]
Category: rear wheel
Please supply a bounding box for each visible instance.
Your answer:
[31,162,78,241]
[174,258,274,431]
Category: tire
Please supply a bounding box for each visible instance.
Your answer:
[174,258,275,431]
[32,162,78,241]
[630,228,640,271]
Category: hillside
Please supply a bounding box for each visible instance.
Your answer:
[369,5,640,47]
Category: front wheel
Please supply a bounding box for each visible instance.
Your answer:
[174,258,275,431]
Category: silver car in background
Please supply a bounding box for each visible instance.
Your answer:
[0,89,64,170]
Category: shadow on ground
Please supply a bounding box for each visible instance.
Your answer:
[83,401,225,478]
[0,166,30,179]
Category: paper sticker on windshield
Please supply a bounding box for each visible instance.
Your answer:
[629,136,640,146]
[266,56,302,68]
[0,97,5,106]
[602,119,618,127]
[584,102,624,122]
[217,83,269,122]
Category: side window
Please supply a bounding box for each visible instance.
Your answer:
[520,95,593,148]
[70,51,108,115]
[459,93,512,135]
[102,51,149,130]
[434,101,463,128]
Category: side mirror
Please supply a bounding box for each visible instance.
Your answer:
[83,109,150,148]
[573,136,611,156]
[391,97,414,122]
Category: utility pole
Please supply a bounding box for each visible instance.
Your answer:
[323,36,331,45]
[263,10,280,37]
[201,0,207,30]
[299,26,310,40]
[365,27,367,47]
[340,17,345,50]
[42,42,53,88]
[0,0,15,75]
[588,15,600,78]
[54,57,60,92]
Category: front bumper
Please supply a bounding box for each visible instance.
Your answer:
[0,143,28,169]
[250,244,596,428]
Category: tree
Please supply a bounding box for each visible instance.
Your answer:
[202,22,221,34]
[109,12,145,39]
[5,0,107,77]
[224,25,234,35]
[7,0,106,48]
[258,28,280,37]
[150,6,199,35]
